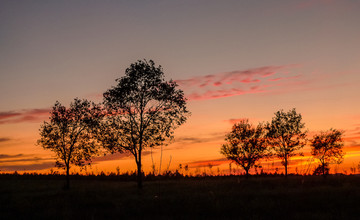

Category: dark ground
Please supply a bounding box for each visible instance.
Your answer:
[1,174,360,219]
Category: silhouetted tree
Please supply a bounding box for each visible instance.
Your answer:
[37,98,102,189]
[311,129,344,177]
[221,119,269,178]
[313,164,330,176]
[266,108,307,177]
[99,59,189,189]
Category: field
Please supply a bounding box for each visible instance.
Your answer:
[1,174,360,219]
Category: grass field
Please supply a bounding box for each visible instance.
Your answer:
[1,174,360,219]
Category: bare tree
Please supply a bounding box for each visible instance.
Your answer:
[37,98,102,189]
[221,119,269,178]
[311,129,344,177]
[266,108,307,177]
[98,60,190,189]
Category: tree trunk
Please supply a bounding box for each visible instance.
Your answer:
[245,168,249,179]
[65,164,70,190]
[322,163,326,178]
[137,154,142,189]
[284,156,288,177]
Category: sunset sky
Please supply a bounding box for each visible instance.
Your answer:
[1,0,359,175]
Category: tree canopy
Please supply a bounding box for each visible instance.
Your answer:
[311,129,344,177]
[221,119,269,177]
[98,59,190,188]
[266,108,307,176]
[38,98,102,189]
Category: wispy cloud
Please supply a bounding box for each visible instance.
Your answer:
[0,162,54,171]
[174,132,225,145]
[0,137,11,143]
[0,154,54,171]
[0,154,52,163]
[267,75,301,82]
[176,65,290,88]
[0,112,21,120]
[0,108,50,125]
[186,85,267,101]
[187,158,229,168]
[175,64,301,101]
[0,154,24,159]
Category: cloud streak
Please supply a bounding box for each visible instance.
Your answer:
[187,158,229,168]
[0,154,24,159]
[0,108,50,125]
[175,64,301,101]
[0,154,55,171]
[176,65,288,88]
[174,132,225,145]
[0,137,11,143]
[0,162,54,171]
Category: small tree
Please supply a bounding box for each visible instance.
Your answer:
[99,59,189,189]
[311,129,344,177]
[313,164,330,176]
[221,119,269,178]
[37,98,102,189]
[266,108,307,177]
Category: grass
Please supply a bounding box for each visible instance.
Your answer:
[1,174,360,219]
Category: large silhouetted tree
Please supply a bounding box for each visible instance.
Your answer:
[266,108,307,177]
[38,98,102,189]
[311,129,344,177]
[99,59,189,189]
[221,119,269,178]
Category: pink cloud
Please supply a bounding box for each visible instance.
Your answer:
[0,112,21,120]
[0,108,50,125]
[175,64,301,101]
[213,82,222,86]
[241,78,261,83]
[268,77,282,82]
[186,86,266,101]
[175,65,292,88]
[90,64,304,102]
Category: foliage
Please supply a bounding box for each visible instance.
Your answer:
[98,59,190,188]
[37,98,102,189]
[313,164,330,176]
[266,108,307,176]
[221,119,269,177]
[311,129,344,177]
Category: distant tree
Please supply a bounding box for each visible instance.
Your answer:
[311,129,344,177]
[98,59,190,189]
[266,108,307,177]
[313,164,330,176]
[37,98,102,189]
[221,119,269,178]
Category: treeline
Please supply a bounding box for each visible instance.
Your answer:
[36,59,345,190]
[221,109,344,178]
[1,169,349,181]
